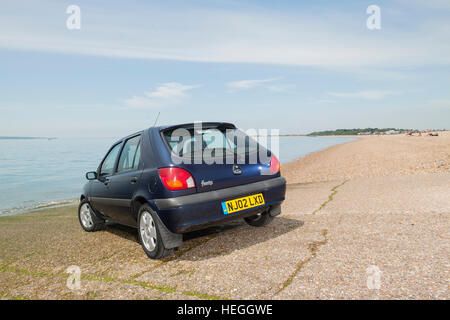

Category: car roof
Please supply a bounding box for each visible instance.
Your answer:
[111,122,236,145]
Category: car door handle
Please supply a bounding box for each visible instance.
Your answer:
[130,177,138,184]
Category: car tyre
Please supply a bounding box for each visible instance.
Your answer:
[137,204,172,259]
[78,199,105,232]
[244,211,274,227]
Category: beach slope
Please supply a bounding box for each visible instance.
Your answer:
[1,133,449,299]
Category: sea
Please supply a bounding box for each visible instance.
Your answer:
[0,136,355,216]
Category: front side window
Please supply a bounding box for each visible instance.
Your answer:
[117,135,141,173]
[99,143,122,176]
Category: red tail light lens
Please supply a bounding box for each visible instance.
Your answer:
[158,167,196,191]
[270,154,280,174]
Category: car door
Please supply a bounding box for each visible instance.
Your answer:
[106,135,143,226]
[90,141,123,219]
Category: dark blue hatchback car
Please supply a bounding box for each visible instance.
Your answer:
[79,122,286,259]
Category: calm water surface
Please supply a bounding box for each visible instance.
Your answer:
[0,136,355,216]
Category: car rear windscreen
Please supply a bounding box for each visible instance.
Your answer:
[162,127,260,159]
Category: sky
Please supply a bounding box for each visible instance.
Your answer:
[0,0,449,137]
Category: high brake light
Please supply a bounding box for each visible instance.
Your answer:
[158,167,196,191]
[270,154,280,174]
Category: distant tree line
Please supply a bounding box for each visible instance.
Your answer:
[307,128,409,136]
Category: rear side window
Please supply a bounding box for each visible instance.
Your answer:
[100,143,122,176]
[133,144,141,170]
[117,135,141,172]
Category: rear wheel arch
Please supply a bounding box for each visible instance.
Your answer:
[131,197,146,219]
[131,196,159,221]
[137,204,178,259]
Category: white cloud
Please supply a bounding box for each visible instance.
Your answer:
[396,0,450,11]
[428,99,450,107]
[1,1,450,68]
[123,96,156,109]
[314,99,337,104]
[328,90,400,100]
[145,82,201,99]
[227,78,280,91]
[123,82,201,108]
[226,77,295,93]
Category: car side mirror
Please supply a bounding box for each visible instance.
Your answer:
[86,171,98,180]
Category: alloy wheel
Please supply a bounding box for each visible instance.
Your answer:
[140,211,157,251]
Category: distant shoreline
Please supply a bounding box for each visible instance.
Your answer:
[0,136,57,140]
[0,199,78,218]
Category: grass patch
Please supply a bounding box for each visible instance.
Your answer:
[0,264,225,300]
[182,290,225,300]
[276,229,329,295]
[170,269,194,278]
[2,295,29,300]
[312,180,348,215]
[0,265,56,279]
[122,279,176,293]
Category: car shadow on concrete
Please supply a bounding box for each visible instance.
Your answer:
[103,216,304,261]
[176,217,304,261]
[103,222,138,242]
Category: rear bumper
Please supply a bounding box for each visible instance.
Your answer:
[154,176,286,233]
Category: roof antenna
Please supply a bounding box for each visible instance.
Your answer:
[152,111,161,128]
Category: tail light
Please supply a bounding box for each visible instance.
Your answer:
[158,167,196,191]
[270,154,280,174]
